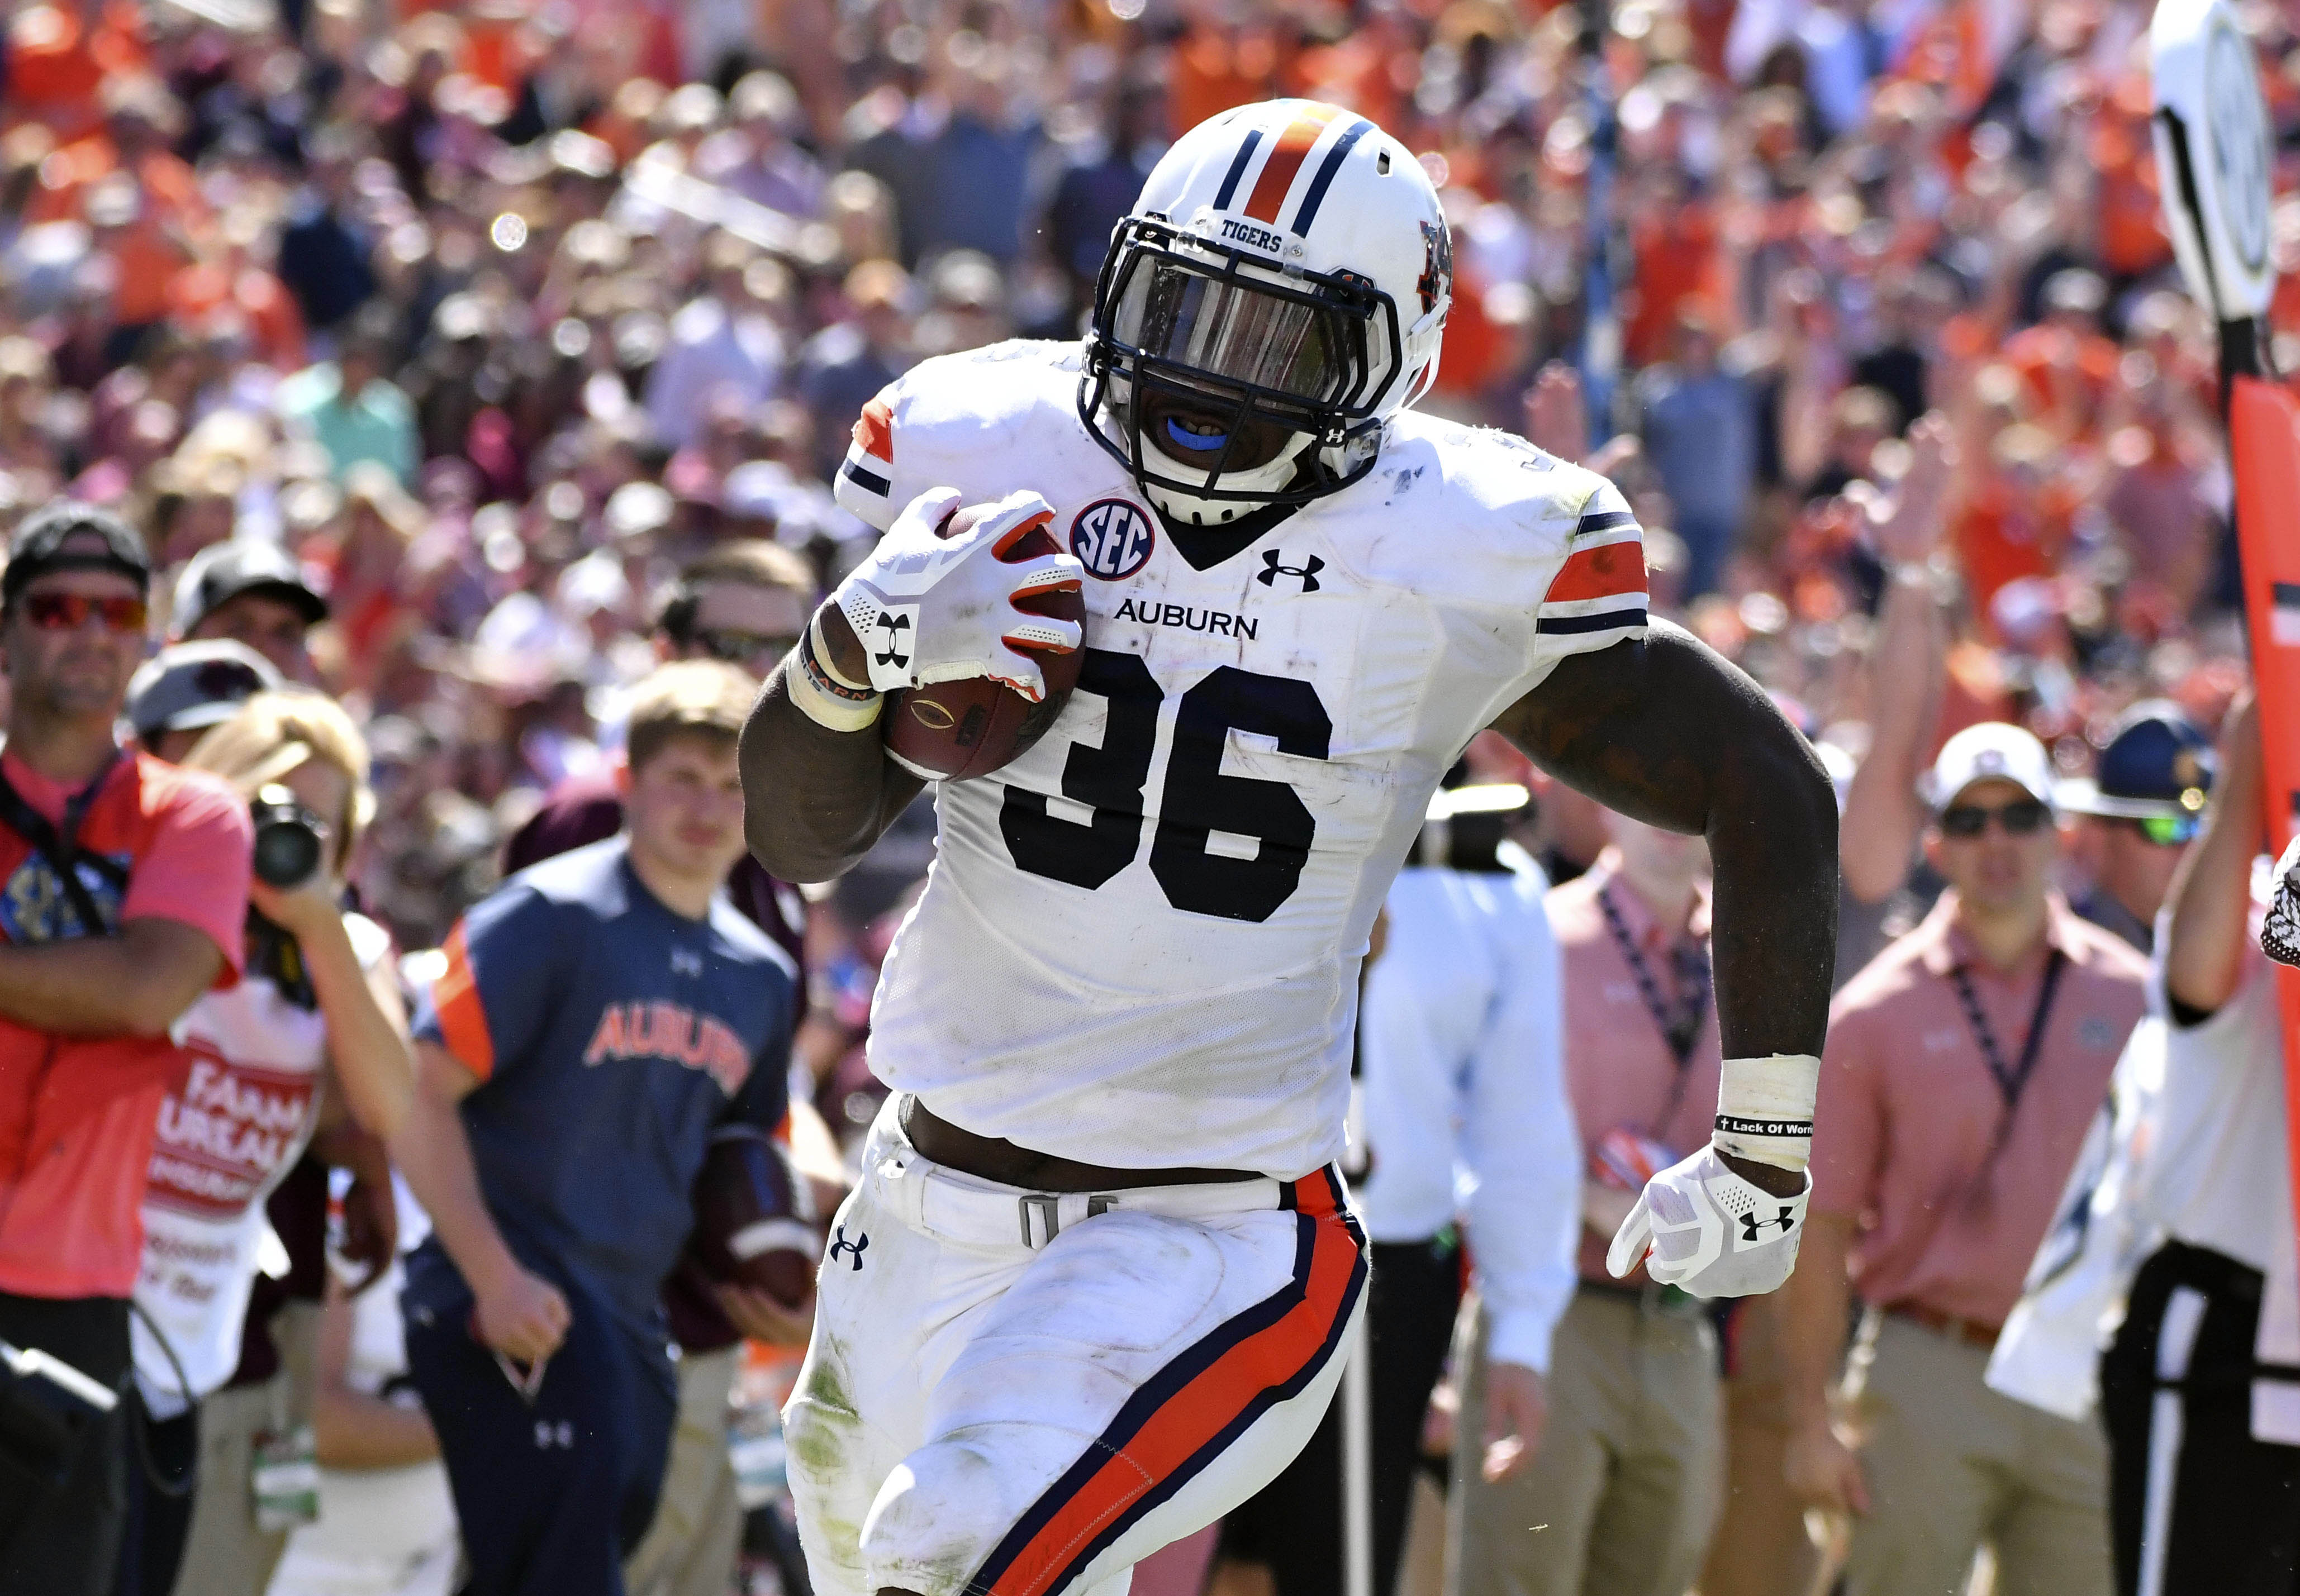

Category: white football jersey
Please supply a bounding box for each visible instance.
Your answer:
[834,341,1647,1176]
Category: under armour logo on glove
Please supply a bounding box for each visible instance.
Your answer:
[1257,550,1324,593]
[1607,1144,1810,1298]
[872,613,914,670]
[1740,1206,1798,1244]
[832,487,1083,700]
[828,1225,868,1270]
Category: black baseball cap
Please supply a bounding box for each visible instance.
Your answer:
[170,539,329,639]
[2,500,152,608]
[2057,700,2216,821]
[125,640,282,742]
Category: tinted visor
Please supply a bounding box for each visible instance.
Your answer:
[1110,256,1376,416]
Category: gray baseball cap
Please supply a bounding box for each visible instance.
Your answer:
[126,640,282,743]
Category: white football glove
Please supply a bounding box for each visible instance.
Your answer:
[1605,1144,1811,1299]
[833,487,1084,702]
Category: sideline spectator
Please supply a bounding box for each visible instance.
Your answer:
[1219,782,1577,1596]
[2093,695,2300,1594]
[391,661,803,1596]
[125,640,282,763]
[2060,703,2217,955]
[120,691,412,1596]
[503,539,814,955]
[1784,725,2150,1596]
[1451,807,1721,1596]
[169,540,332,685]
[0,502,253,1596]
[267,1189,459,1596]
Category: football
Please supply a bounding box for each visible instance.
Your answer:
[881,499,1085,782]
[686,1125,821,1308]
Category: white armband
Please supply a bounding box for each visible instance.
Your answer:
[1712,1053,1821,1173]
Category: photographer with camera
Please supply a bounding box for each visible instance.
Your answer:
[118,690,415,1596]
[0,503,255,1596]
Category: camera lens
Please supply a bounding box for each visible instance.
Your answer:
[250,785,325,889]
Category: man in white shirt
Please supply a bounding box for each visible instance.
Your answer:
[2098,692,2300,1595]
[1213,781,1579,1596]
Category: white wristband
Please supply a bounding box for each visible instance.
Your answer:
[783,617,882,733]
[1712,1053,1820,1173]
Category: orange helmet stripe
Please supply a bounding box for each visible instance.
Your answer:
[1240,103,1343,224]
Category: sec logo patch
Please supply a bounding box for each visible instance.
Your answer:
[1070,498,1155,580]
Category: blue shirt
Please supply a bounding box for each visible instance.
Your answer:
[413,839,796,1331]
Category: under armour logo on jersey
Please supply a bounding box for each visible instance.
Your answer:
[1257,551,1324,593]
[872,613,913,669]
[1740,1207,1798,1244]
[670,947,702,978]
[534,1419,576,1450]
[828,1225,868,1270]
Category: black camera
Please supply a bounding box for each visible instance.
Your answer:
[250,785,327,889]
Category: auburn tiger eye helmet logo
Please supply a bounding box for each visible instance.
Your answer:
[1417,219,1453,317]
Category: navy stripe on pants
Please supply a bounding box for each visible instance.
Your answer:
[401,1244,676,1596]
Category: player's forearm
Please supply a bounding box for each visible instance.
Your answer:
[2165,695,2262,1015]
[306,916,415,1141]
[739,611,924,884]
[0,919,221,1036]
[389,1063,522,1298]
[1708,722,1840,1061]
[1779,1210,1855,1432]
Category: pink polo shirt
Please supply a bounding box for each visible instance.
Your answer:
[1813,892,2149,1329]
[1550,856,1722,1283]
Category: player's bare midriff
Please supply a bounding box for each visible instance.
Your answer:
[901,1096,1259,1192]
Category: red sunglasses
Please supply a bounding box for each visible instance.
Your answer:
[20,593,149,632]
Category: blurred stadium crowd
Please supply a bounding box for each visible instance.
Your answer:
[0,0,2272,956]
[1,0,2294,1590]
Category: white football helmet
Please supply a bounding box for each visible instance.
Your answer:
[1080,99,1453,524]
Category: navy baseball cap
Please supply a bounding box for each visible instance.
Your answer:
[2,500,152,608]
[2057,701,2215,821]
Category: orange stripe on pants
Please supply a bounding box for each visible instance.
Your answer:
[981,1178,1362,1596]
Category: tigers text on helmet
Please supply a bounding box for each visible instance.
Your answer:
[1078,101,1454,524]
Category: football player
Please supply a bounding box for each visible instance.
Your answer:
[742,99,1838,1596]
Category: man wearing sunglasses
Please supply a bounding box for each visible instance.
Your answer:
[0,502,256,1596]
[2059,703,2217,955]
[1780,723,2150,1596]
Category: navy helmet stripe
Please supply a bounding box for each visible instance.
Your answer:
[1211,129,1263,212]
[1536,604,1649,636]
[842,459,891,498]
[1574,508,1638,537]
[1288,118,1372,237]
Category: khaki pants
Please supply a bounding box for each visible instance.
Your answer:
[1842,1313,2111,1596]
[173,1298,320,1596]
[1448,1288,1721,1596]
[623,1343,743,1596]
